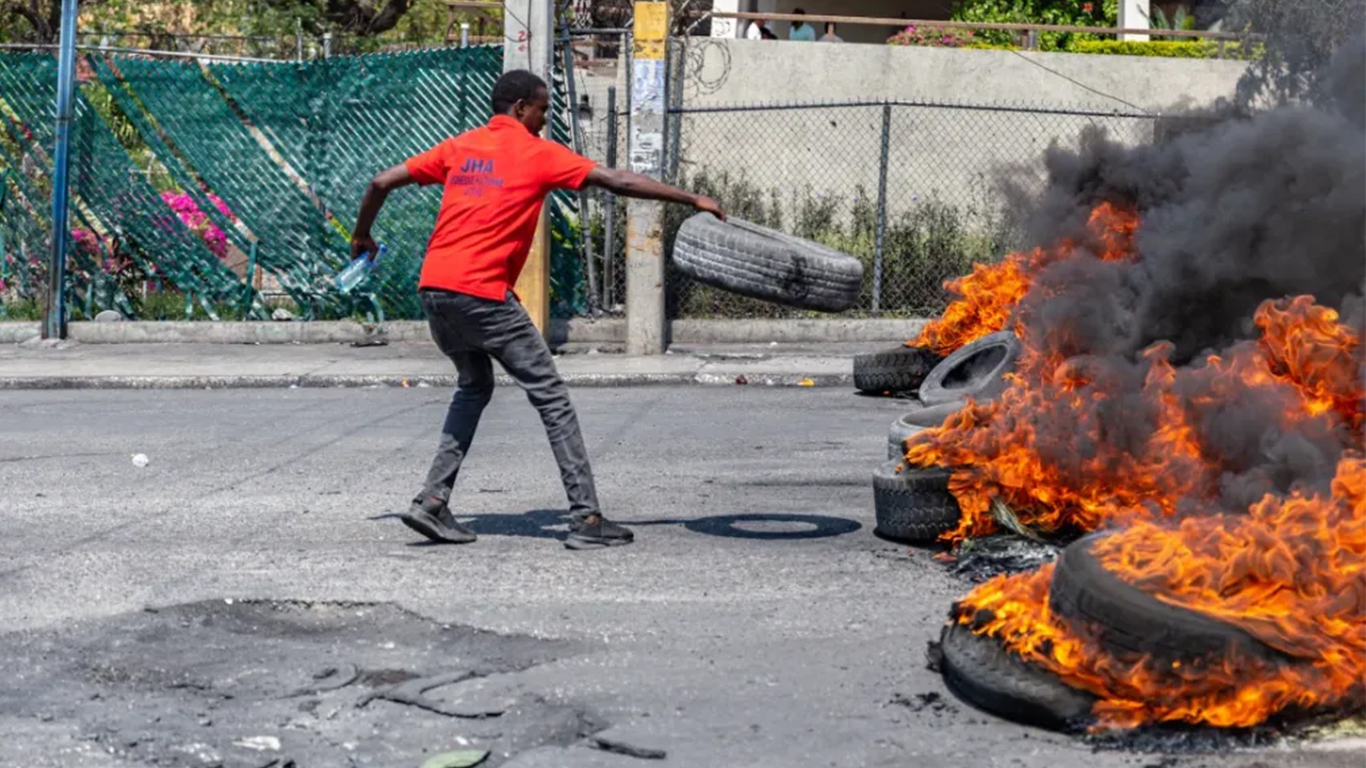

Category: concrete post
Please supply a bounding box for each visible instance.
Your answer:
[709,0,741,38]
[504,0,556,337]
[625,1,669,355]
[1119,0,1151,42]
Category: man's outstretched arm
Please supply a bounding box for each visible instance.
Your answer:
[351,163,416,259]
[583,167,725,221]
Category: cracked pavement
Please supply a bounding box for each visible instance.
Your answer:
[0,388,1355,767]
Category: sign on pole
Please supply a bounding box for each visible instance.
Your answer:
[625,1,669,355]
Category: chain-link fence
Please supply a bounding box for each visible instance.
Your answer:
[662,99,1160,319]
[558,28,629,316]
[0,43,587,322]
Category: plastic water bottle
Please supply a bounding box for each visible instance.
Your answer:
[335,243,387,293]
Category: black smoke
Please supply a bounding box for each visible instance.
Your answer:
[998,32,1366,510]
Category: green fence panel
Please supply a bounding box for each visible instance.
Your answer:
[0,44,587,322]
[0,52,239,319]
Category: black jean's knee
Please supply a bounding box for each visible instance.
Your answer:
[455,383,495,408]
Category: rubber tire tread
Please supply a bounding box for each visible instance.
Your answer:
[1049,533,1286,663]
[853,345,943,393]
[918,331,1023,406]
[938,622,1097,733]
[872,461,962,542]
[672,213,864,313]
[886,400,967,460]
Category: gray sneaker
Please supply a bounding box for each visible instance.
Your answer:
[400,495,477,544]
[565,514,634,550]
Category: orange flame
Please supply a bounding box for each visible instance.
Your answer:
[953,455,1366,730]
[911,202,1138,357]
[1256,295,1365,436]
[905,296,1364,544]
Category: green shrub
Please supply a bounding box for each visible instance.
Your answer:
[0,297,40,321]
[951,0,1120,51]
[1067,39,1252,58]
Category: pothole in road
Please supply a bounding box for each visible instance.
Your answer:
[0,599,604,767]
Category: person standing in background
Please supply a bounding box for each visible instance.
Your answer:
[819,21,843,41]
[746,17,769,39]
[788,9,817,41]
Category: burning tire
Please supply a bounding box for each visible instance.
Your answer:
[886,400,966,460]
[853,345,943,394]
[872,461,962,542]
[671,214,864,313]
[918,331,1023,406]
[1049,533,1284,663]
[936,622,1097,732]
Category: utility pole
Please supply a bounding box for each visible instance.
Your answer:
[504,0,555,338]
[44,0,79,340]
[625,1,669,355]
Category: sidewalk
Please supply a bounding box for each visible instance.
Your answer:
[0,339,885,390]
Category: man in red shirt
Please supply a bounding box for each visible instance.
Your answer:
[351,69,723,551]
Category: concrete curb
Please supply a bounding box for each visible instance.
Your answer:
[0,317,926,345]
[0,372,853,391]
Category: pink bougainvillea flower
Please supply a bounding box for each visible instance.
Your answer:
[160,190,233,260]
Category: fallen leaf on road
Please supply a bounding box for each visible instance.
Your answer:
[420,750,489,768]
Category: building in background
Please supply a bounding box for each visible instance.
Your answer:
[710,0,956,44]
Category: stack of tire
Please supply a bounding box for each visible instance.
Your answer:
[936,532,1294,731]
[870,332,1023,545]
[667,216,1030,547]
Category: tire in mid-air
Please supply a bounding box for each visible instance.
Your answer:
[853,345,943,395]
[872,460,962,543]
[671,213,864,313]
[918,331,1023,406]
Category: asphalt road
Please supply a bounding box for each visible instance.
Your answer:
[0,387,1353,767]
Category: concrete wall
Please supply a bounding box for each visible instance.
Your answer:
[684,38,1247,109]
[670,41,1248,225]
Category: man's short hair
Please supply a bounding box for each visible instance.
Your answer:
[492,69,547,115]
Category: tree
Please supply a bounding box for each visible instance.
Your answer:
[1,0,427,44]
[2,0,78,43]
[270,0,417,35]
[1225,0,1366,108]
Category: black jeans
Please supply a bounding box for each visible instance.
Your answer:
[418,288,600,522]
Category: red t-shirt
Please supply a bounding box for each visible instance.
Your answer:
[404,114,597,300]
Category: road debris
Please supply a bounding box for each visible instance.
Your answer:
[358,670,505,718]
[590,735,667,760]
[282,662,359,698]
[233,735,281,751]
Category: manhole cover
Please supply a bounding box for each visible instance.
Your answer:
[730,520,819,534]
[0,599,599,767]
